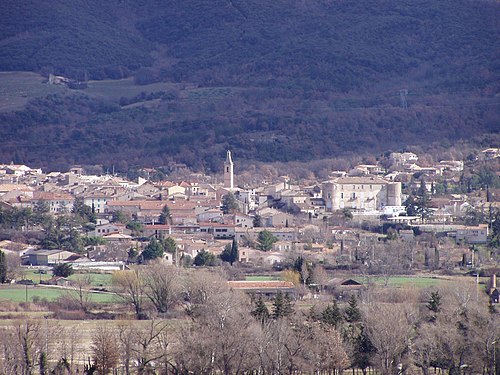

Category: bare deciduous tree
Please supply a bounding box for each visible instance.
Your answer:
[142,262,182,315]
[364,304,416,375]
[112,267,145,318]
[91,325,119,375]
[63,274,93,312]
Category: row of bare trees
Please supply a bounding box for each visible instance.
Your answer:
[0,266,498,375]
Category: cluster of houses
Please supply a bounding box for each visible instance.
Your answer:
[0,149,498,277]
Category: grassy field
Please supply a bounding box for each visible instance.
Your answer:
[67,273,113,287]
[245,275,277,281]
[21,270,113,287]
[0,72,65,111]
[0,71,240,113]
[353,275,486,289]
[0,285,116,303]
[0,72,184,112]
[84,78,180,101]
[357,276,448,288]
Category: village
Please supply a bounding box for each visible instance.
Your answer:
[0,148,499,301]
[0,148,499,374]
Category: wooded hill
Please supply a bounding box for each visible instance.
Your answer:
[0,0,498,171]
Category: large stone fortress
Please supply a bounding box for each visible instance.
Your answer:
[322,176,401,212]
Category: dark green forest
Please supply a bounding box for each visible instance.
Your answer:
[0,0,498,171]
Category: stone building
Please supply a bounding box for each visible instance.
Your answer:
[322,177,401,212]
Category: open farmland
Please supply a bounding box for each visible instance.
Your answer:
[355,275,452,288]
[21,270,113,287]
[0,285,116,303]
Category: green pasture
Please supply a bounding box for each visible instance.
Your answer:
[355,276,451,288]
[85,78,179,100]
[0,72,239,114]
[68,273,113,287]
[0,72,64,111]
[0,285,116,303]
[245,275,277,281]
[0,72,181,112]
[21,270,113,287]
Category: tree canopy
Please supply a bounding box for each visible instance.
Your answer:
[257,230,278,251]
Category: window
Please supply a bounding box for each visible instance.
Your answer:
[351,193,356,199]
[341,193,344,199]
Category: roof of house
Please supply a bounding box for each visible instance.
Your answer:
[324,176,389,185]
[0,184,34,193]
[327,278,363,287]
[227,280,295,290]
[33,191,74,201]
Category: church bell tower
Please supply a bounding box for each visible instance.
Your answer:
[224,150,234,189]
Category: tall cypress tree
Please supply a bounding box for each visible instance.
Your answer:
[0,250,7,283]
[230,238,238,265]
[220,238,238,265]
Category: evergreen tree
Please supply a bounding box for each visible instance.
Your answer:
[231,238,238,264]
[141,237,164,261]
[404,195,418,216]
[350,326,375,373]
[272,291,294,319]
[345,295,362,323]
[321,300,342,327]
[72,197,96,224]
[308,305,321,322]
[158,205,171,225]
[0,250,7,283]
[293,256,304,273]
[53,263,74,278]
[220,238,238,265]
[251,295,270,325]
[253,214,262,227]
[40,351,47,375]
[193,249,217,266]
[126,221,144,237]
[426,290,442,321]
[489,210,500,247]
[111,210,129,224]
[163,237,177,254]
[416,180,432,220]
[220,243,232,264]
[127,247,139,263]
[257,230,278,251]
[221,192,238,214]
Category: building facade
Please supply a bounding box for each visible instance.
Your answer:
[322,177,401,212]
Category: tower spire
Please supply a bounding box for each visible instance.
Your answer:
[224,150,234,189]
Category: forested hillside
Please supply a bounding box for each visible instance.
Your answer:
[0,0,498,171]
